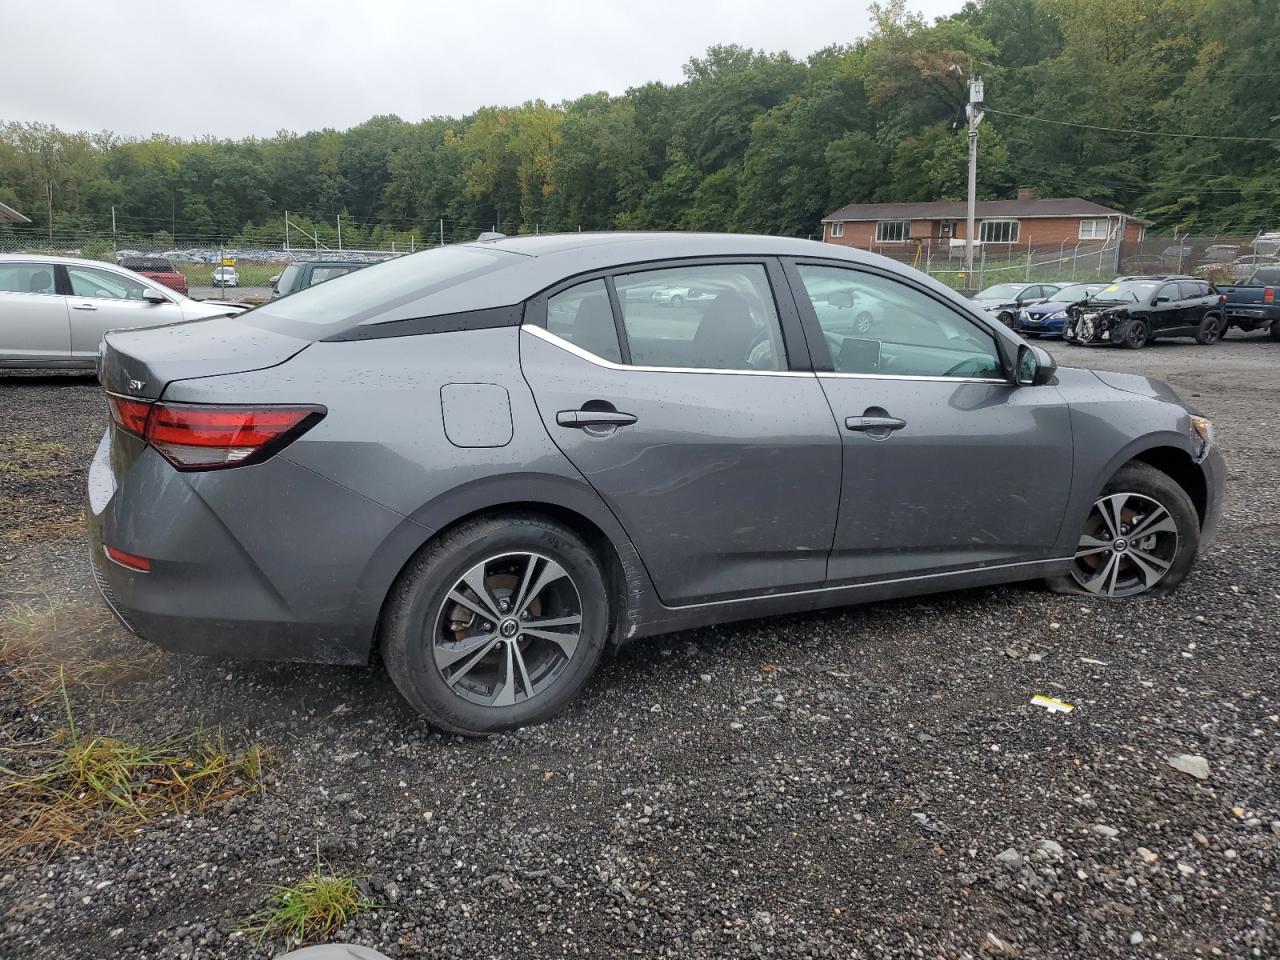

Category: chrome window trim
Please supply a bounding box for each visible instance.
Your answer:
[818,371,1009,385]
[522,324,815,378]
[664,556,1072,610]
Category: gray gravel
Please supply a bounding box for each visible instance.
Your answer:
[1,335,1277,959]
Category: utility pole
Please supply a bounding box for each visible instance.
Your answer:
[439,218,445,247]
[964,76,985,286]
[336,213,342,251]
[285,210,290,251]
[111,205,117,258]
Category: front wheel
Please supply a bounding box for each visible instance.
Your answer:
[1048,462,1200,598]
[1121,319,1150,349]
[381,514,610,735]
[1195,315,1222,345]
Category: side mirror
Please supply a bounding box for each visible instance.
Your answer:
[142,289,169,304]
[1154,296,1169,304]
[827,290,856,308]
[1015,343,1056,386]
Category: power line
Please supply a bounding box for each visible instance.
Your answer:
[988,108,1280,144]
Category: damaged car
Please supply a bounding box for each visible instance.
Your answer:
[1063,276,1227,349]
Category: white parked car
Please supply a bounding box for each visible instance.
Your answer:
[0,254,247,369]
[212,266,239,287]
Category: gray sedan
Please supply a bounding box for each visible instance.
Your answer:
[88,233,1223,734]
[0,254,245,368]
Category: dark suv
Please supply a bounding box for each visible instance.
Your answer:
[272,260,368,298]
[1063,275,1226,348]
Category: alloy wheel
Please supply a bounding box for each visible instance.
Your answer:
[1070,492,1179,597]
[1125,322,1149,349]
[433,552,583,707]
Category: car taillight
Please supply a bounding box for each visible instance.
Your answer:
[1266,287,1275,305]
[107,395,152,436]
[105,395,324,471]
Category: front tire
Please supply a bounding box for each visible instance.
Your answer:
[1121,319,1150,349]
[381,514,610,735]
[1048,462,1199,598]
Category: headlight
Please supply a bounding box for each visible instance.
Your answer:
[1189,415,1213,462]
[1047,310,1067,321]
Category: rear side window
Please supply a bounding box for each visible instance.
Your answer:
[613,264,785,371]
[310,265,359,285]
[0,262,56,294]
[546,279,622,363]
[1178,281,1205,299]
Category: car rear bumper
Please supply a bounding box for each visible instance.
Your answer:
[86,430,415,665]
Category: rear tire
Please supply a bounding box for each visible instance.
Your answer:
[1270,321,1280,342]
[1195,314,1222,345]
[381,514,610,735]
[1047,462,1200,598]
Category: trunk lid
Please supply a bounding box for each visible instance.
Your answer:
[100,314,310,400]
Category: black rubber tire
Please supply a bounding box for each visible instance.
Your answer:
[1195,314,1222,345]
[1270,321,1280,342]
[1046,461,1200,598]
[1121,319,1149,349]
[670,294,683,308]
[380,513,610,735]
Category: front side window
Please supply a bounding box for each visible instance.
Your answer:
[614,264,785,371]
[0,262,56,295]
[875,220,909,243]
[1157,282,1182,302]
[979,219,1019,244]
[796,264,1002,380]
[546,279,622,363]
[1078,219,1109,240]
[830,222,845,238]
[67,266,149,300]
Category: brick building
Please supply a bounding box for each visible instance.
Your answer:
[821,190,1148,250]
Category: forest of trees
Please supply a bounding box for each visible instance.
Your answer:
[1,0,1275,250]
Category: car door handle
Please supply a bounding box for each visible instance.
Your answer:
[845,415,907,432]
[71,303,98,311]
[556,409,638,428]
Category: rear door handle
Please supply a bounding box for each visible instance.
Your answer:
[557,410,638,428]
[845,415,907,432]
[71,303,98,311]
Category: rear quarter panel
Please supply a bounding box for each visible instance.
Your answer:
[160,327,656,646]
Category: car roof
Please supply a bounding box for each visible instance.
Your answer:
[292,259,369,266]
[467,231,857,260]
[0,252,146,270]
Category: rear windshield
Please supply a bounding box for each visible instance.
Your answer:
[240,246,516,339]
[1250,267,1280,285]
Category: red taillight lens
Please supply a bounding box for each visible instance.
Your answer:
[1265,287,1274,305]
[107,395,152,436]
[146,404,324,470]
[104,545,151,572]
[105,395,324,471]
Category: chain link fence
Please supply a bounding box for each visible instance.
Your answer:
[4,224,1272,300]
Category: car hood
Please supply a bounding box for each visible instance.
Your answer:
[1024,300,1077,316]
[182,299,248,321]
[1090,369,1186,405]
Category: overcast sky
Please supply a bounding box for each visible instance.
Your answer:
[0,0,965,140]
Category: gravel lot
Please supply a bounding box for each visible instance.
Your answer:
[1,335,1277,959]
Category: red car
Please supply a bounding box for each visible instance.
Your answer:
[118,256,189,296]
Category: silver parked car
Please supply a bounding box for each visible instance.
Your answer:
[89,233,1223,734]
[0,255,246,368]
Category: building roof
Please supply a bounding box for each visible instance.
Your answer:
[0,200,30,224]
[824,197,1151,225]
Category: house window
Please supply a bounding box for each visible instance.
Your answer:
[830,222,844,238]
[1078,219,1110,240]
[875,220,910,243]
[979,219,1019,244]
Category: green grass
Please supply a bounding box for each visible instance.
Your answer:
[244,856,375,946]
[0,679,273,861]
